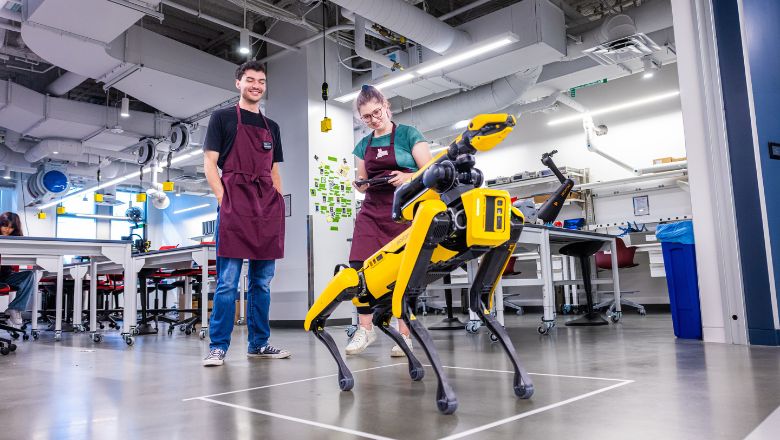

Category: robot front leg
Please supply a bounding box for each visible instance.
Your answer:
[469,244,534,399]
[404,309,459,414]
[390,201,459,414]
[304,267,363,391]
[371,305,425,381]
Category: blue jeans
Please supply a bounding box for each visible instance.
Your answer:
[2,271,34,312]
[210,215,276,352]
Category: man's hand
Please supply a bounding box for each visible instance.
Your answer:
[388,170,413,187]
[204,150,224,205]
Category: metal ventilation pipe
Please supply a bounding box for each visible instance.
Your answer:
[24,139,138,163]
[46,71,89,96]
[394,67,542,133]
[353,15,397,69]
[329,0,471,54]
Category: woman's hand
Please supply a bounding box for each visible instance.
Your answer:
[388,170,413,187]
[352,179,369,193]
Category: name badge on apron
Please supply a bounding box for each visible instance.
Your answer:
[262,141,273,150]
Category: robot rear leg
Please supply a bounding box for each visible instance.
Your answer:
[372,305,425,381]
[304,267,363,391]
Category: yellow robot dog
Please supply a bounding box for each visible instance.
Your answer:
[304,113,531,415]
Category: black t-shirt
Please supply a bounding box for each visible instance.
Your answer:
[204,107,283,169]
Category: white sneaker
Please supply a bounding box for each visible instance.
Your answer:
[391,334,413,357]
[7,309,22,327]
[345,327,377,355]
[203,348,226,367]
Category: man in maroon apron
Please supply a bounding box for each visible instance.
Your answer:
[202,61,290,366]
[346,85,432,356]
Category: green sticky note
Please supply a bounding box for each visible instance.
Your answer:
[330,226,339,231]
[328,156,338,162]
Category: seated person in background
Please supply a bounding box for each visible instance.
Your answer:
[0,212,35,326]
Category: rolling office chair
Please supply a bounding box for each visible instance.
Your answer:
[594,238,646,316]
[168,267,216,335]
[559,241,609,326]
[94,274,124,330]
[0,283,24,354]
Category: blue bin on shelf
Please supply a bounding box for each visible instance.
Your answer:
[657,221,702,339]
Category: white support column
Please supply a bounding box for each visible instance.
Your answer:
[671,0,748,344]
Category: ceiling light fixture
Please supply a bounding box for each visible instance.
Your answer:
[642,56,660,79]
[417,35,518,75]
[239,28,251,55]
[547,90,680,126]
[452,119,470,130]
[239,1,250,55]
[334,73,417,103]
[173,203,211,215]
[120,96,130,118]
[334,33,517,104]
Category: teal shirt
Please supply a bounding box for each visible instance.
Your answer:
[352,124,426,171]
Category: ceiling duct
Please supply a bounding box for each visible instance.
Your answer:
[21,0,238,119]
[45,71,89,96]
[24,138,138,163]
[0,79,173,154]
[329,0,472,54]
[395,67,542,133]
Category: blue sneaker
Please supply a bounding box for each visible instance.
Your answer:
[247,344,291,359]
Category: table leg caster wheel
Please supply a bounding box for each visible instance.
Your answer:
[185,329,192,335]
[54,331,62,342]
[610,311,622,323]
[235,318,245,325]
[131,327,140,336]
[345,325,357,339]
[199,329,207,340]
[32,331,39,340]
[437,397,458,415]
[537,325,549,335]
[489,332,499,342]
[23,333,29,341]
[514,383,534,399]
[167,327,174,336]
[0,346,9,355]
[180,325,186,332]
[124,335,134,346]
[91,333,102,343]
[638,308,647,316]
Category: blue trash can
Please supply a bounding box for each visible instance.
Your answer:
[656,221,702,339]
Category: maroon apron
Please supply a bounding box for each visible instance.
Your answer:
[349,123,412,261]
[217,105,285,260]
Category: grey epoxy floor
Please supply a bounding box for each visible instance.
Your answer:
[2,312,779,440]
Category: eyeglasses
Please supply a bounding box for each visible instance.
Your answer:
[360,106,384,123]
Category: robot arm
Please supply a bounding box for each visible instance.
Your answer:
[537,150,575,223]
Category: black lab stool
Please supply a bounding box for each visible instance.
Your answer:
[559,241,609,326]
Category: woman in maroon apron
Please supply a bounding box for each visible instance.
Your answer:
[346,85,432,357]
